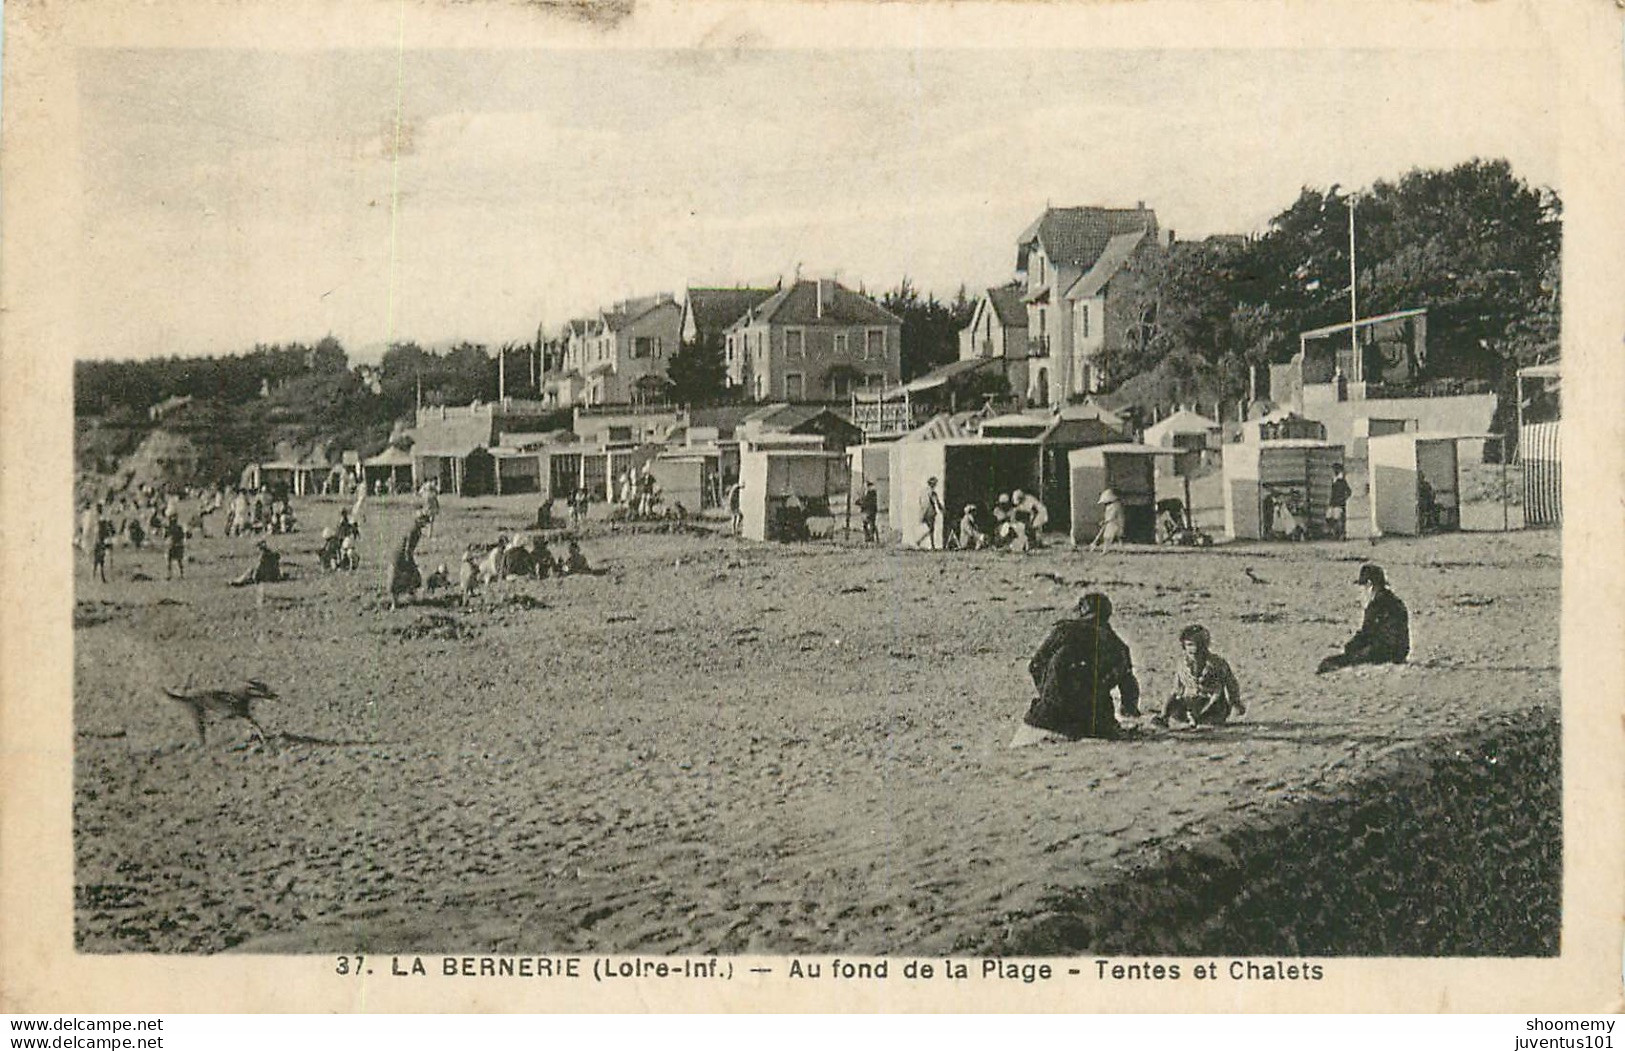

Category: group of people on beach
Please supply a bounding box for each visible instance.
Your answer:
[77,492,190,583]
[1014,563,1410,745]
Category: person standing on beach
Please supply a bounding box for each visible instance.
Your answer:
[164,514,187,580]
[91,513,112,583]
[386,517,427,608]
[916,477,944,550]
[1090,489,1125,549]
[727,481,744,536]
[858,481,880,543]
[1014,592,1142,743]
[1326,464,1352,540]
[1317,564,1410,673]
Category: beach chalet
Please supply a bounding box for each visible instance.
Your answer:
[1517,363,1561,527]
[1367,432,1492,536]
[407,400,561,497]
[240,460,294,493]
[362,446,415,494]
[880,412,982,536]
[738,448,845,542]
[648,451,722,512]
[979,410,1120,528]
[241,446,331,496]
[1143,408,1222,454]
[888,438,1042,545]
[738,404,864,454]
[1223,439,1346,541]
[1067,444,1183,545]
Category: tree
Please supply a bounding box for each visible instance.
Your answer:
[667,335,729,405]
[881,278,973,381]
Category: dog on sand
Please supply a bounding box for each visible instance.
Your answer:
[162,679,275,746]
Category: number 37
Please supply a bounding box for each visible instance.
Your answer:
[335,955,366,975]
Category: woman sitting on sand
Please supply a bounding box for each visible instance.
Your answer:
[1012,592,1141,745]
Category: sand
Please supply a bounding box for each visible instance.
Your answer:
[72,477,1559,955]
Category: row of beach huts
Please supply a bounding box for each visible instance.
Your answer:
[247,358,1561,545]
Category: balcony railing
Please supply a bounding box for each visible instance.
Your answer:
[851,401,925,438]
[1029,335,1051,357]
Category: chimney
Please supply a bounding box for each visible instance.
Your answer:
[817,278,836,319]
[1136,200,1145,210]
[1167,230,1176,245]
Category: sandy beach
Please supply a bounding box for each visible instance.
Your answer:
[72,473,1559,956]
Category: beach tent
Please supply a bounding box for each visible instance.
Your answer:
[1223,440,1345,540]
[1368,432,1492,536]
[888,438,1042,545]
[492,450,544,495]
[1517,363,1561,527]
[649,451,721,511]
[1067,444,1182,545]
[738,449,844,542]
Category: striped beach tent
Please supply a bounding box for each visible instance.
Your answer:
[1520,421,1561,526]
[1516,363,1561,527]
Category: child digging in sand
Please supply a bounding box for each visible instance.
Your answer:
[1154,624,1245,729]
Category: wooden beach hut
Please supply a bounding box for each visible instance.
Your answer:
[1067,444,1182,545]
[362,446,415,494]
[739,449,844,542]
[1367,432,1491,536]
[888,438,1042,545]
[1223,439,1345,541]
[648,450,722,511]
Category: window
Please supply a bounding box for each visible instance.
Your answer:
[834,332,849,356]
[786,328,805,360]
[726,336,735,364]
[1079,304,1090,339]
[1037,254,1046,284]
[633,337,655,359]
[865,329,885,360]
[785,373,804,401]
[830,371,850,397]
[1038,308,1047,336]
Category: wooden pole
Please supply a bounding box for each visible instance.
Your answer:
[1500,435,1510,532]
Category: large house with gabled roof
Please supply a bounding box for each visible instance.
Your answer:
[542,294,684,408]
[724,278,902,402]
[1016,204,1164,405]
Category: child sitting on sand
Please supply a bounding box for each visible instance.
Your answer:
[1155,624,1245,728]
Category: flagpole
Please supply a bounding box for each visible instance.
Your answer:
[1348,193,1360,385]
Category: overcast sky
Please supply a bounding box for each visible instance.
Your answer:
[77,46,1557,361]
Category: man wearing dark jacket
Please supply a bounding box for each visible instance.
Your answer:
[1022,592,1142,740]
[1317,564,1410,673]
